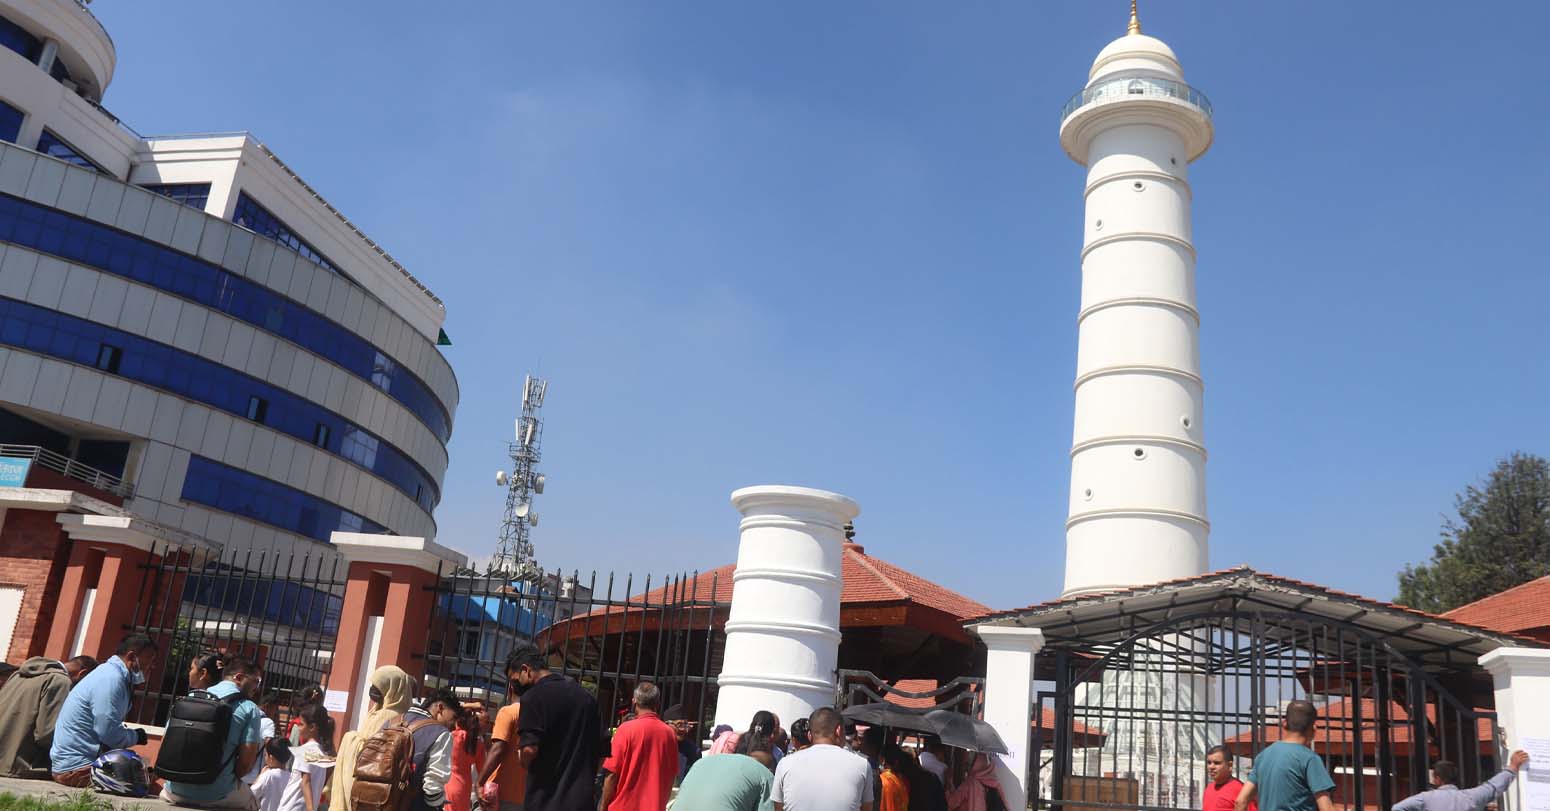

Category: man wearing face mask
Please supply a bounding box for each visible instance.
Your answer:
[480,649,531,811]
[511,643,600,811]
[49,634,158,787]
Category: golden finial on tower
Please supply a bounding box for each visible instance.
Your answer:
[1127,0,1142,35]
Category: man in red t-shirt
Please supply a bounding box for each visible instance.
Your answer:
[598,681,679,811]
[1205,745,1258,811]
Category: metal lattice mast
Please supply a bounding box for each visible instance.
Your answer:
[491,375,547,576]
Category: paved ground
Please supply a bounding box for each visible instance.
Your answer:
[0,775,166,809]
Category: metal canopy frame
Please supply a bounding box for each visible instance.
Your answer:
[973,567,1544,672]
[974,569,1533,811]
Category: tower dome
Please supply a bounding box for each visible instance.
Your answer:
[1089,33,1181,82]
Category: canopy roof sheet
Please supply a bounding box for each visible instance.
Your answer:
[970,567,1544,669]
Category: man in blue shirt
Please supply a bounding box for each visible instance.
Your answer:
[49,634,157,787]
[161,655,264,810]
[1236,700,1336,811]
[1393,750,1530,811]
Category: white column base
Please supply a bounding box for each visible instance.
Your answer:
[975,625,1045,811]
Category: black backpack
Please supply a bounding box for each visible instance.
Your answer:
[155,690,246,783]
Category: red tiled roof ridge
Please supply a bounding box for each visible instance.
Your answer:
[567,546,990,621]
[845,545,911,602]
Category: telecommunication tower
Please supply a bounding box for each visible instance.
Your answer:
[492,375,548,576]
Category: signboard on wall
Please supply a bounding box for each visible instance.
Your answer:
[0,456,31,487]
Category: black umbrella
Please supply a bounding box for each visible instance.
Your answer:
[841,702,936,733]
[922,709,1010,754]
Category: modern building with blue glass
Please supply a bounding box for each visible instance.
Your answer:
[0,0,458,662]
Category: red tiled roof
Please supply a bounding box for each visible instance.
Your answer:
[1443,576,1550,635]
[882,679,944,710]
[582,543,991,621]
[1223,697,1493,753]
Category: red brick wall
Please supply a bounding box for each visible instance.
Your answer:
[0,509,70,661]
[24,466,124,506]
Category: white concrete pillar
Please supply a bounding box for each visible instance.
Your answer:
[1478,647,1550,750]
[975,625,1045,811]
[714,485,858,733]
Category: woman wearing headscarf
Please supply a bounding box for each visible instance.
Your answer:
[327,666,414,811]
[947,753,1008,811]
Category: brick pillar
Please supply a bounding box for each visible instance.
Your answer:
[325,533,464,733]
[0,508,74,660]
[49,514,215,664]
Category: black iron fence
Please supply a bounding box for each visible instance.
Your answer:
[425,564,730,737]
[125,541,346,727]
[1035,611,1501,811]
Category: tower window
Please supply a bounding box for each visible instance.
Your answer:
[94,344,122,374]
[246,395,268,423]
[312,423,330,447]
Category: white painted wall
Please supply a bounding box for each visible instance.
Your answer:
[0,584,23,661]
[714,485,859,733]
[974,625,1044,811]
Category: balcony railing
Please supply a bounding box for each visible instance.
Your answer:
[0,443,135,499]
[1061,76,1212,123]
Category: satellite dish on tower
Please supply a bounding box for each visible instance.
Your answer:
[527,512,539,527]
[515,503,530,518]
[495,470,507,487]
[532,474,546,494]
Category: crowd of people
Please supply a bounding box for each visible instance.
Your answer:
[0,638,1532,811]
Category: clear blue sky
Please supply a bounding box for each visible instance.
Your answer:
[92,2,1550,611]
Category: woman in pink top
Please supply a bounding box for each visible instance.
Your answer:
[444,706,486,811]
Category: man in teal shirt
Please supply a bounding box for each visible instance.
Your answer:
[161,656,264,810]
[675,752,774,811]
[1236,700,1336,811]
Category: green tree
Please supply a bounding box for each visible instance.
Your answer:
[1397,452,1550,613]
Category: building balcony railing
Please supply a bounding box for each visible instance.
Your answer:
[1061,76,1213,124]
[0,443,134,499]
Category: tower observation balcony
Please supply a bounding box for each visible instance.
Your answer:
[1059,75,1213,165]
[1061,76,1212,123]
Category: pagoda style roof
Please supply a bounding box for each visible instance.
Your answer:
[561,541,990,642]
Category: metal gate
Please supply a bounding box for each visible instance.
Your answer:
[1035,609,1501,811]
[425,564,730,736]
[125,541,346,726]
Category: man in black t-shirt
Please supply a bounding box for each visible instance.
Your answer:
[511,642,601,811]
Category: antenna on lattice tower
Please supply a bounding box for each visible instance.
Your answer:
[492,374,548,579]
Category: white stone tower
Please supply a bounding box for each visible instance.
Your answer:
[1060,2,1215,596]
[714,485,859,732]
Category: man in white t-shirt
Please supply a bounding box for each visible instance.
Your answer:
[772,707,874,811]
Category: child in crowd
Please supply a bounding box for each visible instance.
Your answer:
[279,703,337,811]
[251,738,294,811]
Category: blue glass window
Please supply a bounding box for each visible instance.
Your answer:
[37,130,105,174]
[0,192,453,442]
[181,456,390,544]
[0,100,22,145]
[141,183,210,211]
[0,294,440,514]
[183,567,341,635]
[231,192,344,279]
[0,15,39,63]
